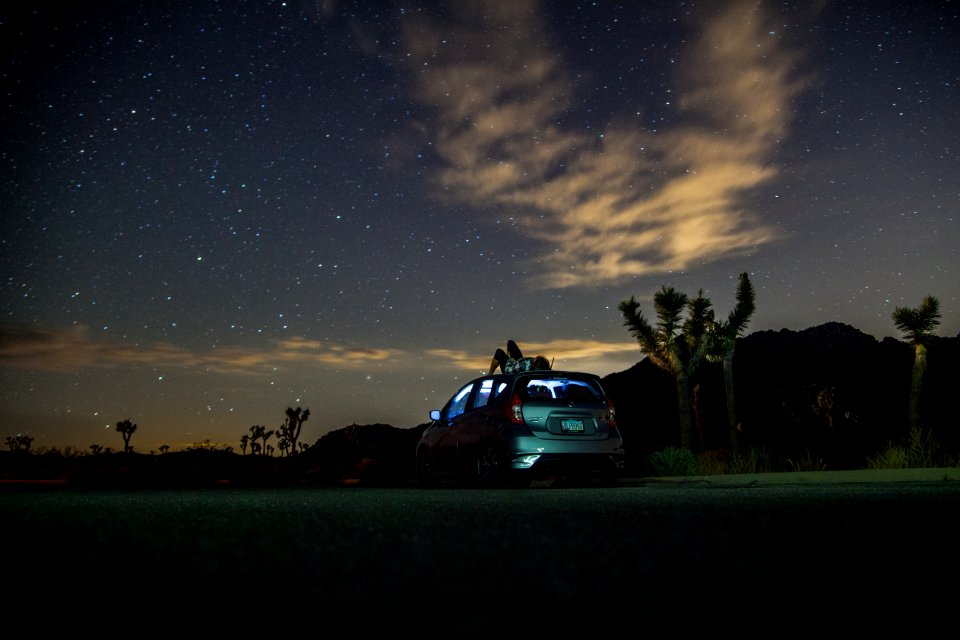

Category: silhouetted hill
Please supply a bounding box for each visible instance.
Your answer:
[299,422,427,485]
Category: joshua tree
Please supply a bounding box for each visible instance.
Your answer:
[707,272,756,449]
[892,295,941,431]
[158,444,170,454]
[240,433,250,455]
[115,419,137,453]
[282,406,310,455]
[619,286,714,450]
[248,425,264,454]
[89,444,104,455]
[5,434,33,451]
[248,425,273,456]
[261,428,274,455]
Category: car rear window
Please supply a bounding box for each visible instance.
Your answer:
[519,377,603,403]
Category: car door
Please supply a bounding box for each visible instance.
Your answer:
[431,381,476,473]
[451,376,513,472]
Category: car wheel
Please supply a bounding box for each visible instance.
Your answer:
[475,444,523,488]
[475,444,506,487]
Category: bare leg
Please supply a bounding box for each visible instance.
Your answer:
[490,348,509,374]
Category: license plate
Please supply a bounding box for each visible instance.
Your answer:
[560,419,584,433]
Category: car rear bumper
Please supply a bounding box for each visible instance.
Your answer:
[505,434,626,475]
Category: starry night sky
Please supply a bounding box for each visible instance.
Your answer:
[2,1,957,453]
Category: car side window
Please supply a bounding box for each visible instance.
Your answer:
[471,378,495,409]
[445,382,474,420]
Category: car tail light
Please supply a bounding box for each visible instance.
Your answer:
[505,393,524,425]
[604,397,617,428]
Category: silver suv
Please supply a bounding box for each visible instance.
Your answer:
[416,370,625,487]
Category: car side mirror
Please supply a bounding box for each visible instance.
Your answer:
[429,410,441,421]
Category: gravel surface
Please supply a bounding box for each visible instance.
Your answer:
[3,478,958,636]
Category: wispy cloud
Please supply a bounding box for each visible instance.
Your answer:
[0,324,641,378]
[427,338,642,374]
[403,0,808,288]
[0,325,194,372]
[0,325,403,374]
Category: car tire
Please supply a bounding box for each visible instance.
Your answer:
[475,443,508,488]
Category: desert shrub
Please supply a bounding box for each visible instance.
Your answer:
[696,450,730,475]
[728,447,777,474]
[786,450,827,472]
[867,445,909,470]
[648,447,699,476]
[868,426,941,469]
[906,426,940,467]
